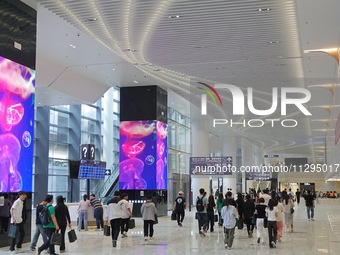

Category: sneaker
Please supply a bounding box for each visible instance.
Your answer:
[95,229,100,232]
[277,237,281,242]
[308,219,310,221]
[224,244,228,249]
[112,240,117,247]
[122,232,128,237]
[149,237,154,240]
[291,229,294,233]
[227,247,231,250]
[121,234,126,238]
[271,241,276,248]
[60,250,66,253]
[257,238,260,244]
[9,251,17,254]
[199,231,206,237]
[178,222,182,227]
[30,247,36,252]
[144,237,148,241]
[311,218,314,221]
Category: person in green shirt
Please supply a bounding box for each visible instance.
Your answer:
[38,195,60,255]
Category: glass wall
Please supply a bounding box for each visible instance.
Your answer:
[34,88,121,202]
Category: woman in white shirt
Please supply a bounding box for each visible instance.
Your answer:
[275,198,284,242]
[77,194,91,231]
[266,199,279,248]
[283,195,295,232]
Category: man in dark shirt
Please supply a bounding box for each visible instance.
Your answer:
[304,190,315,221]
[296,189,301,205]
[174,191,186,227]
[30,199,48,251]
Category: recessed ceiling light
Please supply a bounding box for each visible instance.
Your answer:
[69,44,76,48]
[258,8,271,11]
[195,45,207,48]
[268,41,279,44]
[112,68,116,71]
[86,18,97,22]
[168,15,181,19]
[133,81,138,84]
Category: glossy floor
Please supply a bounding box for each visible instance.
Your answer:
[1,199,339,254]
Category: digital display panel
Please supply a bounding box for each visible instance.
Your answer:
[78,160,107,180]
[0,56,35,192]
[119,120,168,190]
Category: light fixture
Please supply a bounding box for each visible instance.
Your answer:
[168,15,181,19]
[133,81,138,84]
[69,44,76,48]
[268,41,279,44]
[195,45,207,48]
[85,18,97,22]
[112,68,116,71]
[258,8,271,11]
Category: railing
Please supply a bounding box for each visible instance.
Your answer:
[92,164,119,199]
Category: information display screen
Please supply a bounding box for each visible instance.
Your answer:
[78,160,107,180]
[0,56,35,192]
[119,120,168,190]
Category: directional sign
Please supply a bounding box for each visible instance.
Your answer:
[105,169,111,176]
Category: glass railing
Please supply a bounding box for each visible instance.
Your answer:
[92,164,119,198]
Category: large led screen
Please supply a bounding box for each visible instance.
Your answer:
[78,160,107,180]
[119,120,168,190]
[0,56,35,192]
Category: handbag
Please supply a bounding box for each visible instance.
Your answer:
[154,214,158,224]
[214,214,218,222]
[251,215,256,225]
[237,219,244,229]
[8,224,17,238]
[68,229,77,243]
[128,219,135,229]
[171,210,177,221]
[103,225,111,236]
[50,232,61,245]
[290,208,295,214]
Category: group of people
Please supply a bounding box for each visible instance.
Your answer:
[7,192,71,255]
[105,191,157,247]
[195,188,316,250]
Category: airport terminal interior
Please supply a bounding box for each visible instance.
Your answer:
[1,0,340,254]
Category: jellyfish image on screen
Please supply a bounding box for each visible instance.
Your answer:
[122,140,145,158]
[119,158,147,189]
[145,155,155,165]
[156,159,165,189]
[0,133,22,192]
[22,131,32,148]
[156,121,167,139]
[120,121,155,139]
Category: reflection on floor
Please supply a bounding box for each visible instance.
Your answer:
[1,199,340,254]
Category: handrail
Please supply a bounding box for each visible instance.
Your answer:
[92,164,119,198]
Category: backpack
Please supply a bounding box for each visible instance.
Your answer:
[196,196,204,212]
[39,204,51,225]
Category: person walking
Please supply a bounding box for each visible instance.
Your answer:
[296,189,301,205]
[243,194,255,238]
[120,193,132,238]
[216,193,224,227]
[266,199,278,248]
[77,194,91,231]
[30,199,48,252]
[283,194,294,232]
[55,196,71,253]
[255,197,267,245]
[90,194,104,231]
[206,195,216,232]
[38,194,60,255]
[0,193,12,235]
[173,191,186,227]
[141,196,157,241]
[106,191,123,247]
[304,190,315,221]
[275,198,284,242]
[196,188,208,237]
[9,191,27,254]
[221,198,238,250]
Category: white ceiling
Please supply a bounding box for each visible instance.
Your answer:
[23,0,340,164]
